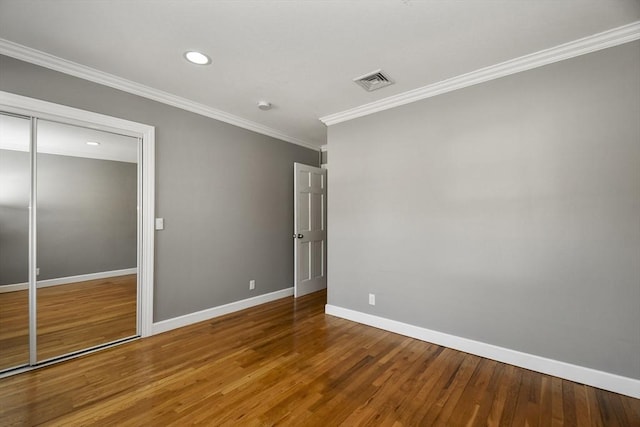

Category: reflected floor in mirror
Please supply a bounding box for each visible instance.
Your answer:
[0,274,137,368]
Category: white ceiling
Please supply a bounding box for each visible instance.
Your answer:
[0,0,638,148]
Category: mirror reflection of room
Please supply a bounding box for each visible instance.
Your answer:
[0,113,30,371]
[0,115,139,369]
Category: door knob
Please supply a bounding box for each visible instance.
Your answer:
[297,234,303,238]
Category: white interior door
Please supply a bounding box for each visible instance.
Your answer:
[294,163,326,297]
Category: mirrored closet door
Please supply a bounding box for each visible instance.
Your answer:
[0,112,140,371]
[0,113,31,371]
[35,119,139,362]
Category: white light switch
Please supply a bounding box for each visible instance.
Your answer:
[155,218,164,230]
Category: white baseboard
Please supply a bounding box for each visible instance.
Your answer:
[152,287,294,335]
[0,268,137,293]
[325,304,640,399]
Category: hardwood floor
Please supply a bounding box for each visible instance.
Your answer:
[0,289,638,426]
[0,274,137,369]
[0,288,28,370]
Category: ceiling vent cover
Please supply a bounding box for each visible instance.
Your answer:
[353,69,394,92]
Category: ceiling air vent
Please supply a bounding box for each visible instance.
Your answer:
[353,69,394,92]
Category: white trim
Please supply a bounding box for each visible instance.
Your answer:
[320,144,328,152]
[0,268,137,293]
[152,287,294,335]
[0,91,152,137]
[0,90,155,339]
[325,305,640,399]
[139,127,155,337]
[0,39,318,151]
[320,21,640,126]
[28,118,37,364]
[1,283,27,294]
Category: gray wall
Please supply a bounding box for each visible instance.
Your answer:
[327,41,640,379]
[37,152,137,281]
[0,55,319,321]
[0,150,137,284]
[0,149,29,284]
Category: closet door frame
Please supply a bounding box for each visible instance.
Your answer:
[0,91,156,366]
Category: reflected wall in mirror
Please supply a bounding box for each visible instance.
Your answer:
[36,120,139,361]
[0,113,31,371]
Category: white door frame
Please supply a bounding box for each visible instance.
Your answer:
[0,90,155,338]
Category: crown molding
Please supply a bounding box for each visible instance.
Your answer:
[0,39,319,151]
[320,21,640,126]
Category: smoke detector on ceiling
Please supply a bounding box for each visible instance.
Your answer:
[257,100,272,110]
[353,69,394,92]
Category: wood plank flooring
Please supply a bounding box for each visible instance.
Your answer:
[0,275,137,369]
[0,289,638,426]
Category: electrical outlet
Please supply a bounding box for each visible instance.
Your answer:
[249,279,255,290]
[36,267,40,276]
[369,293,375,306]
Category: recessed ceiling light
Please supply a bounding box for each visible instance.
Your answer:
[86,141,100,146]
[184,51,211,65]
